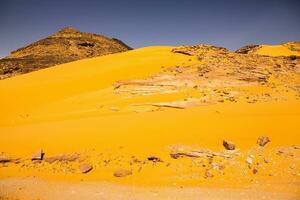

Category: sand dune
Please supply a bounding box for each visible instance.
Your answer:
[0,43,299,199]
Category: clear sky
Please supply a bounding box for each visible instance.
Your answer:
[0,0,299,58]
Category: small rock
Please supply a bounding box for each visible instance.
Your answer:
[79,163,93,173]
[45,153,79,163]
[0,155,11,163]
[252,168,258,174]
[223,140,236,150]
[204,169,214,179]
[257,136,270,147]
[32,149,44,160]
[170,153,181,159]
[113,169,132,177]
[44,157,58,164]
[147,156,162,162]
[246,156,254,164]
[292,145,300,150]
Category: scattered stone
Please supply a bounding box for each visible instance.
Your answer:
[170,153,181,159]
[264,158,270,163]
[218,164,226,170]
[223,140,236,150]
[252,168,258,174]
[257,136,270,147]
[289,164,295,169]
[292,145,300,150]
[204,169,214,179]
[170,148,233,159]
[246,155,254,164]
[32,149,44,160]
[32,160,42,164]
[0,155,12,163]
[147,156,162,162]
[277,148,294,157]
[113,169,132,177]
[45,153,79,164]
[79,163,93,173]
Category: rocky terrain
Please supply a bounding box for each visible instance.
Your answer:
[0,27,132,79]
[114,44,300,109]
[0,42,299,199]
[236,41,300,56]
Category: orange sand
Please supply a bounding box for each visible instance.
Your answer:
[0,45,299,199]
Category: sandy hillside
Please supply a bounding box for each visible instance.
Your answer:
[0,43,300,199]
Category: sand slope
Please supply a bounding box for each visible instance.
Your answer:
[0,44,299,199]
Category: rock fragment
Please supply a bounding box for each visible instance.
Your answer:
[32,149,44,160]
[246,155,254,164]
[113,169,132,177]
[223,140,236,150]
[147,156,162,162]
[0,155,12,163]
[292,145,300,150]
[45,153,79,164]
[257,136,270,147]
[79,163,93,173]
[204,169,214,178]
[252,168,258,174]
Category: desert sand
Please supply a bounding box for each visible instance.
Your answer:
[0,43,299,199]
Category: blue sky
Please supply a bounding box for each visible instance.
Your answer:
[0,0,299,58]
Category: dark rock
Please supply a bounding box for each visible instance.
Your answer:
[79,163,93,173]
[292,145,300,150]
[235,44,260,54]
[257,136,270,147]
[252,168,258,174]
[223,140,236,150]
[0,27,131,79]
[0,155,12,163]
[113,169,132,177]
[32,149,44,160]
[147,156,162,162]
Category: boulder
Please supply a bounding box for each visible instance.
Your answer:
[257,136,270,147]
[223,140,236,150]
[0,155,11,163]
[32,149,44,160]
[79,163,93,173]
[147,156,162,162]
[45,153,79,164]
[113,169,132,177]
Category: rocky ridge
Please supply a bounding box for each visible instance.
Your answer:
[0,27,132,79]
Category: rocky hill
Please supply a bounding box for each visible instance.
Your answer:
[0,27,132,79]
[235,41,300,56]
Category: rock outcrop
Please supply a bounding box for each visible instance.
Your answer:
[0,27,132,79]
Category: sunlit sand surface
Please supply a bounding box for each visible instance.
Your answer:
[0,44,299,199]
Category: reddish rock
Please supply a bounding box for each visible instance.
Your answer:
[252,168,258,174]
[79,163,93,173]
[257,136,270,147]
[113,169,132,177]
[223,140,236,150]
